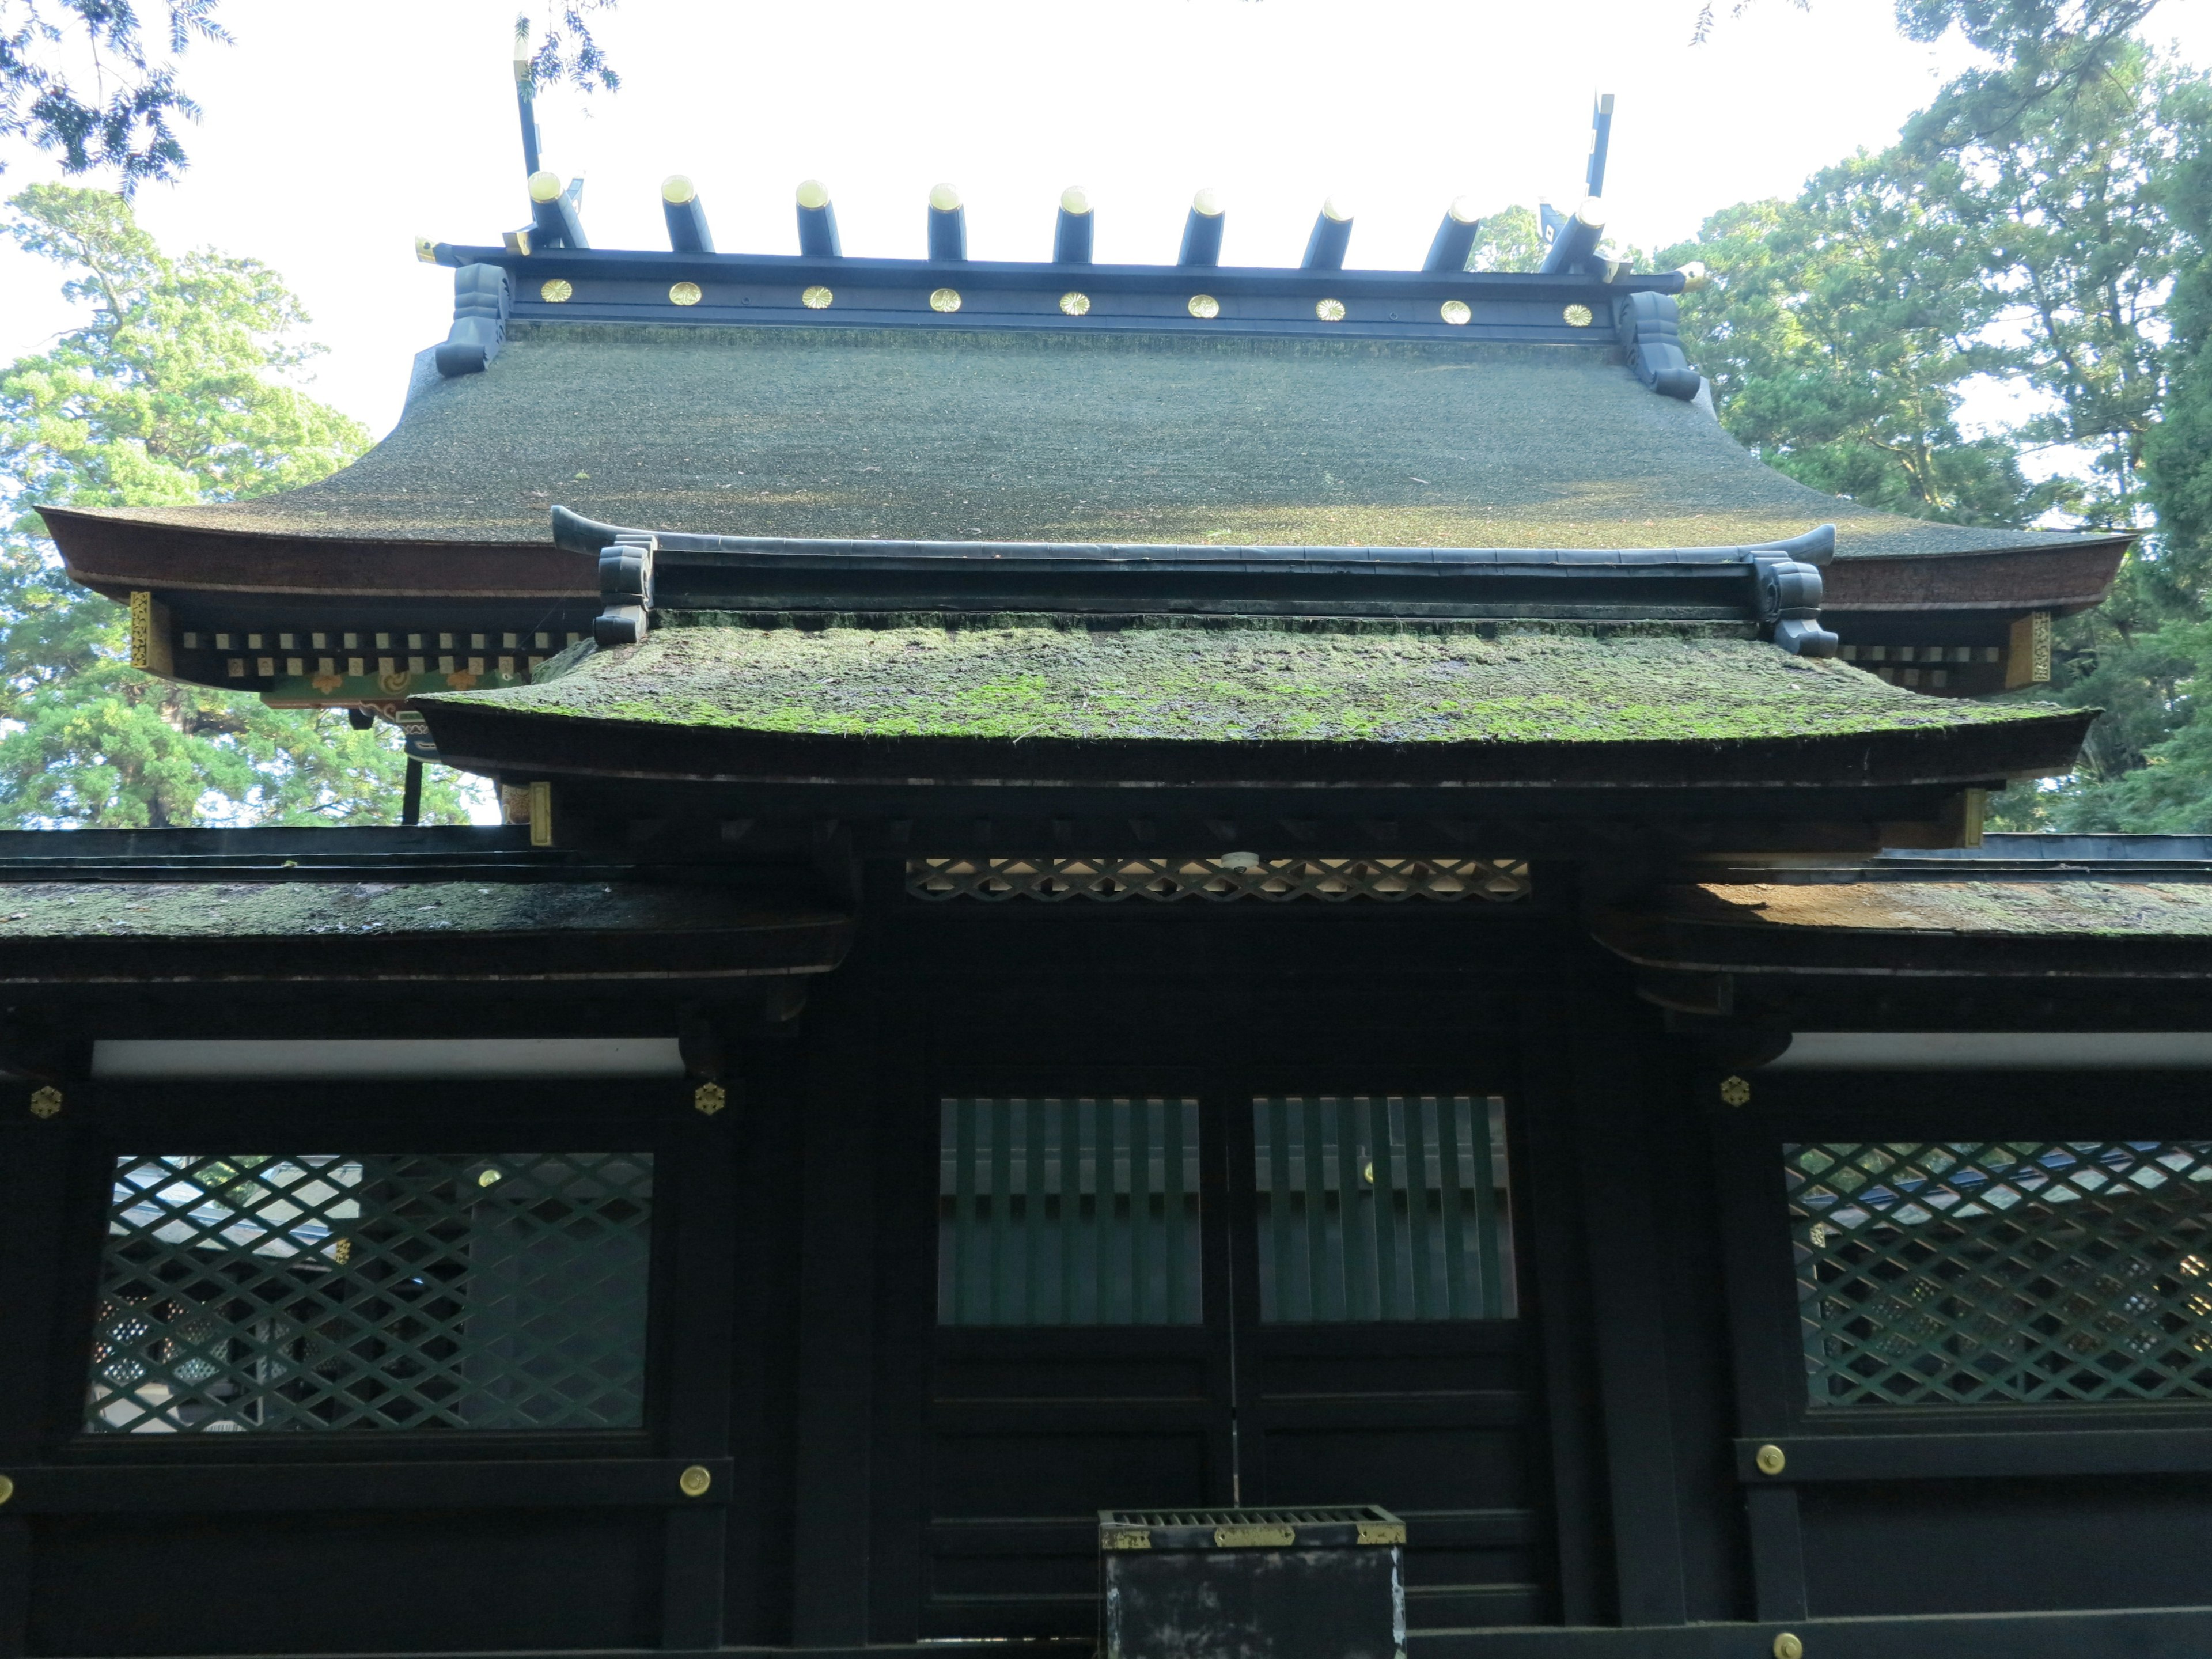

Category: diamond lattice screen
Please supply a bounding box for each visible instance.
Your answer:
[1255,1097,1517,1322]
[1788,1141,2212,1406]
[88,1153,654,1434]
[939,1099,1202,1325]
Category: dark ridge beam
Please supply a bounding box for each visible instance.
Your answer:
[1300,196,1353,271]
[795,179,841,258]
[511,27,541,176]
[927,183,967,262]
[1586,92,1616,199]
[1054,185,1094,265]
[528,169,588,251]
[1423,196,1482,273]
[1539,198,1604,275]
[1178,187,1224,267]
[662,175,713,254]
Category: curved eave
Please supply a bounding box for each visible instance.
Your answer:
[41,506,595,603]
[1821,536,2131,616]
[0,888,855,986]
[1592,889,2212,982]
[416,700,2093,798]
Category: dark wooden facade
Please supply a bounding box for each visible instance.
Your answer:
[3,142,2203,1659]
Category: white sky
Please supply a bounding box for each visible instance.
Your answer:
[0,0,2206,437]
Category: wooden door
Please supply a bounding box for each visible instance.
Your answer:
[913,1089,1548,1640]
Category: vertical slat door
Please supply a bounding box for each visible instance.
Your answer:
[925,1097,1224,1639]
[1239,1096,1546,1631]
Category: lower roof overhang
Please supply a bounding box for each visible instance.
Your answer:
[0,856,853,990]
[1593,864,2212,1033]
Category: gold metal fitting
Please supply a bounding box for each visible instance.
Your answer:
[1755,1444,1787,1476]
[929,287,962,313]
[0,1473,15,1505]
[1562,303,1594,327]
[1772,1634,1803,1659]
[694,1082,727,1117]
[414,236,440,264]
[1215,1523,1295,1548]
[1059,291,1090,316]
[802,285,833,310]
[1440,300,1471,325]
[678,1464,712,1498]
[1188,294,1219,320]
[540,278,573,303]
[1355,1521,1406,1546]
[669,281,703,307]
[28,1086,60,1120]
[1720,1075,1751,1107]
[1315,298,1346,322]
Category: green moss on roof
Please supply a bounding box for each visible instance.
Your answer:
[0,880,797,939]
[424,616,2070,747]
[79,323,2101,561]
[1683,878,2212,937]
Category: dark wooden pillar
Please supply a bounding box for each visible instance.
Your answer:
[1566,1024,1691,1627]
[789,925,882,1646]
[660,1100,740,1650]
[0,1097,75,1659]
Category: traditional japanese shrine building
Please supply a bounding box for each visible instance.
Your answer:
[4,86,2210,1659]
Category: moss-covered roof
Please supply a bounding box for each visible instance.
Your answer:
[74,323,2100,562]
[0,878,822,939]
[421,615,2071,749]
[1675,877,2212,937]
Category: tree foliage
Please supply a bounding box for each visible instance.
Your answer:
[0,184,471,827]
[1669,0,2212,829]
[0,2,619,190]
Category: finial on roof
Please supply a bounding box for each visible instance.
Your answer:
[662,176,713,254]
[1586,92,1616,199]
[528,170,589,251]
[1423,196,1482,273]
[1179,188,1224,267]
[1539,199,1603,275]
[928,183,967,262]
[795,179,841,257]
[1055,185,1094,265]
[512,22,541,176]
[1301,195,1353,271]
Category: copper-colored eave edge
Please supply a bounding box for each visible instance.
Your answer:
[40,507,594,601]
[1821,536,2132,616]
[1588,907,2212,976]
[43,504,2133,608]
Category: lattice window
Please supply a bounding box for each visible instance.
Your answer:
[87,1153,654,1434]
[939,1099,1201,1325]
[907,856,1531,903]
[1255,1097,1516,1321]
[1789,1141,2212,1407]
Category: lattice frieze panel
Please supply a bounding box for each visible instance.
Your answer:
[1788,1141,2212,1406]
[908,855,1531,903]
[87,1152,654,1434]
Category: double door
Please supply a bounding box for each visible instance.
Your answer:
[911,1084,1550,1638]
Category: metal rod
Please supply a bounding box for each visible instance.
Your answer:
[400,758,423,827]
[1437,1094,1470,1317]
[927,183,967,262]
[1406,1097,1434,1320]
[1053,185,1094,264]
[1586,91,1616,199]
[661,176,713,254]
[1471,1097,1503,1317]
[1178,188,1224,266]
[1423,196,1482,273]
[795,180,841,257]
[1300,197,1353,271]
[989,1097,1012,1325]
[953,1099,976,1325]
